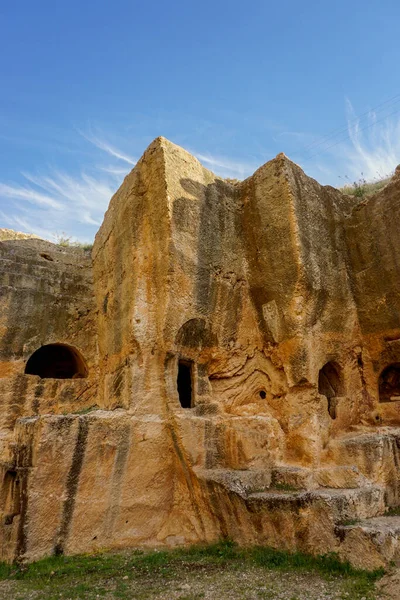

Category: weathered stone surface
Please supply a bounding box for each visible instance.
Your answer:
[337,516,400,570]
[1,137,400,568]
[378,566,400,599]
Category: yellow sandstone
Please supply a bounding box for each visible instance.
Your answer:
[1,138,400,569]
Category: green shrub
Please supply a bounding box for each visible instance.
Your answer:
[339,173,391,198]
[54,233,93,251]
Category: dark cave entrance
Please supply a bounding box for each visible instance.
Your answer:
[25,344,88,379]
[177,360,194,408]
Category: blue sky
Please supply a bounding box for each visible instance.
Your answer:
[1,0,400,242]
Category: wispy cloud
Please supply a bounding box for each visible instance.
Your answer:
[0,168,119,242]
[342,99,400,180]
[296,99,400,185]
[78,128,137,166]
[192,151,257,179]
[98,165,131,175]
[0,130,137,242]
[0,211,56,241]
[0,182,63,210]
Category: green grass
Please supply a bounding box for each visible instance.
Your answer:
[384,505,400,516]
[55,233,93,251]
[339,175,391,198]
[339,518,360,527]
[0,541,384,600]
[0,562,13,579]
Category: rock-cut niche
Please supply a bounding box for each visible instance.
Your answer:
[177,360,194,408]
[1,470,20,525]
[175,318,216,410]
[25,343,88,379]
[318,361,344,419]
[379,363,400,402]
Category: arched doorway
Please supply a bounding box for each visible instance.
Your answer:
[318,361,344,419]
[379,364,400,402]
[25,344,88,379]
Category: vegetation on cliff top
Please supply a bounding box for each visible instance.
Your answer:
[339,174,391,198]
[55,233,93,251]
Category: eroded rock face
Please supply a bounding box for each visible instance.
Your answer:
[1,139,400,568]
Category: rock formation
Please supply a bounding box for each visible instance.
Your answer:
[1,138,400,569]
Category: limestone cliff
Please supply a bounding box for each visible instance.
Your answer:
[1,138,400,569]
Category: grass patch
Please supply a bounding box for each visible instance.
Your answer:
[385,505,400,516]
[271,482,298,492]
[250,546,381,578]
[0,562,13,579]
[0,541,384,600]
[339,518,360,526]
[55,233,93,252]
[339,175,391,198]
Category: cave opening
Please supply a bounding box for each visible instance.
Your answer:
[177,360,193,408]
[25,344,88,379]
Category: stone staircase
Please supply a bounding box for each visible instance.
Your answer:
[195,428,400,570]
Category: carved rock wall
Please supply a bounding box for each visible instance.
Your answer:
[1,140,400,568]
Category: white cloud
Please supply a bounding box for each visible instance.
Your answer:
[0,211,56,241]
[0,182,63,210]
[98,165,131,176]
[78,128,137,166]
[0,131,136,242]
[342,100,400,180]
[299,100,400,185]
[0,168,123,242]
[192,151,257,179]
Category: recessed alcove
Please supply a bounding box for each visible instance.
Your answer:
[318,361,344,419]
[2,470,20,525]
[25,344,88,379]
[379,363,400,402]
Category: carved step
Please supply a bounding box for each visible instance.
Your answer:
[271,465,371,490]
[194,467,272,495]
[324,429,400,480]
[324,429,400,505]
[247,486,386,523]
[336,515,400,570]
[196,467,386,521]
[197,467,389,567]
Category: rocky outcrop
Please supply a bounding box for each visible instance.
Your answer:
[1,138,400,568]
[0,229,39,242]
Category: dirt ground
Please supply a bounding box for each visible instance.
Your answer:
[0,562,393,600]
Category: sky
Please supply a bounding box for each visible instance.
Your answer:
[1,0,400,243]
